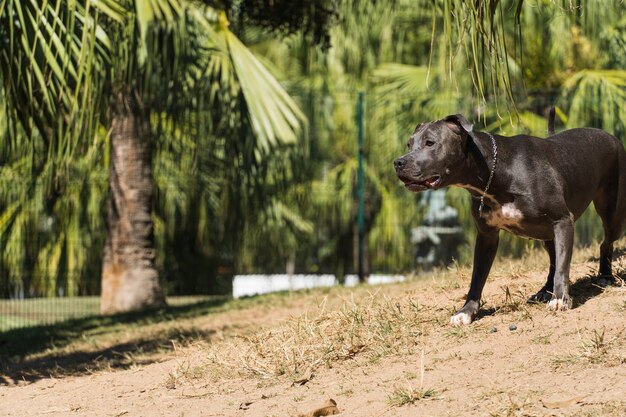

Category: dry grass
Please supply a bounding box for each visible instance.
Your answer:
[551,325,626,368]
[4,240,626,417]
[495,285,532,315]
[206,290,439,379]
[165,238,626,415]
[579,401,626,417]
[487,396,532,417]
[577,326,626,365]
[387,349,439,406]
[580,328,607,358]
[387,385,439,406]
[200,238,626,384]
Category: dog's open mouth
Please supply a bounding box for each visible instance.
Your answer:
[403,175,442,191]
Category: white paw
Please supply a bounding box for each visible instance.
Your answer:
[548,297,571,311]
[450,312,472,326]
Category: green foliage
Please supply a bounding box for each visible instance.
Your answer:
[0,125,107,297]
[564,70,626,137]
[0,0,116,159]
[239,0,626,275]
[3,0,626,297]
[0,1,309,296]
[227,0,337,47]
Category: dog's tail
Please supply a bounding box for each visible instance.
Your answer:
[547,106,556,136]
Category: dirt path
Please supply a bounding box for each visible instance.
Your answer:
[1,252,625,417]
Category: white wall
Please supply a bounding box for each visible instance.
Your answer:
[232,274,406,298]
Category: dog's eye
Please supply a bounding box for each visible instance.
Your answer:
[425,140,435,147]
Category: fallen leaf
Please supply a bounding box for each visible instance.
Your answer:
[239,400,254,410]
[299,399,340,417]
[342,344,365,359]
[292,371,315,386]
[541,395,587,409]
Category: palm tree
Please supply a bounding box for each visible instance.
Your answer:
[0,1,306,312]
[3,0,624,304]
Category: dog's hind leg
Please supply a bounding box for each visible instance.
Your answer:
[594,183,626,285]
[528,240,555,303]
[593,196,619,283]
[594,137,626,284]
[593,192,615,279]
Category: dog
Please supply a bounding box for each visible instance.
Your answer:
[394,114,626,325]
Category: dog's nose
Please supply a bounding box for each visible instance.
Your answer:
[394,158,406,171]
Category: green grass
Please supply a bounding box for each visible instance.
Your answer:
[0,297,101,331]
[0,290,305,375]
[388,385,439,406]
[0,295,220,332]
[0,297,221,360]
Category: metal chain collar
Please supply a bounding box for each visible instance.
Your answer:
[478,133,498,217]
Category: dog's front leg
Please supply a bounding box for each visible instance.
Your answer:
[450,228,499,325]
[548,215,574,310]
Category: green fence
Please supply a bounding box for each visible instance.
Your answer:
[0,296,216,332]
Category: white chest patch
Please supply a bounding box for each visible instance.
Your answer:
[485,202,524,229]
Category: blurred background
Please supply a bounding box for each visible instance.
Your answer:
[1,0,625,329]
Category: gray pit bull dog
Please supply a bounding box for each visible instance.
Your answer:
[394,114,626,325]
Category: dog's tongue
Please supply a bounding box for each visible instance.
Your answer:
[425,176,439,187]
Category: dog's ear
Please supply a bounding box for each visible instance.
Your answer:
[443,114,473,136]
[412,123,423,133]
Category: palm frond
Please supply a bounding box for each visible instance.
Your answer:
[226,30,306,152]
[0,0,113,159]
[371,64,431,96]
[563,70,626,137]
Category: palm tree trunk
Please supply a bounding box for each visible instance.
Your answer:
[101,88,165,314]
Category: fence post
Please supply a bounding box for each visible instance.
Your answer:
[357,92,366,283]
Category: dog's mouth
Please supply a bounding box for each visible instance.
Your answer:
[402,175,442,191]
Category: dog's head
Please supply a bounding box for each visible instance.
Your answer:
[393,114,473,192]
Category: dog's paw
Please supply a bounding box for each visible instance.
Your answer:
[528,290,551,303]
[450,311,473,326]
[548,296,572,311]
[598,275,615,287]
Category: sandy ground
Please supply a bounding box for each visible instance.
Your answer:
[1,252,625,417]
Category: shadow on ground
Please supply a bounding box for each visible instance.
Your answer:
[571,252,626,308]
[476,307,497,320]
[0,297,229,384]
[570,274,607,308]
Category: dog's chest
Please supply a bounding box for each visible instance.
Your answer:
[484,202,524,230]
